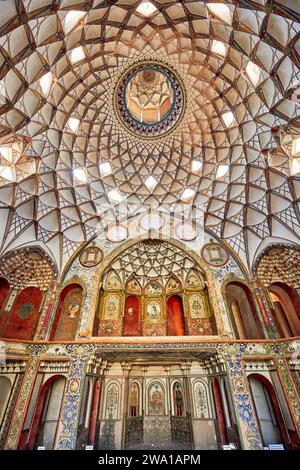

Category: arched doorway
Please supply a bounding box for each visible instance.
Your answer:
[25,375,66,450]
[2,287,42,340]
[248,374,288,448]
[212,378,229,447]
[88,379,101,446]
[50,284,83,340]
[269,283,300,337]
[124,296,141,336]
[167,295,185,336]
[225,282,263,339]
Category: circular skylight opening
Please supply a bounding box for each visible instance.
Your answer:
[140,213,164,231]
[106,224,128,243]
[175,221,198,241]
[115,62,185,138]
[125,67,174,125]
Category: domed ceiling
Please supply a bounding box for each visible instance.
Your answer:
[0,1,300,274]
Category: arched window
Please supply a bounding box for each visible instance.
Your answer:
[26,375,66,450]
[2,287,42,340]
[225,282,264,339]
[50,284,83,341]
[167,295,185,336]
[124,296,141,336]
[269,283,300,337]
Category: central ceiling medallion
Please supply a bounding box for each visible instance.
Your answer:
[115,62,185,138]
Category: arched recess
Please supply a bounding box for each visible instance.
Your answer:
[147,380,166,416]
[0,376,12,426]
[2,287,43,340]
[248,374,289,448]
[50,283,83,341]
[224,281,264,339]
[84,237,226,339]
[0,278,10,313]
[167,295,185,336]
[104,381,120,420]
[124,295,141,336]
[269,283,300,337]
[25,375,66,450]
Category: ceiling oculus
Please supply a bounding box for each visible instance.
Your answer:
[115,62,185,138]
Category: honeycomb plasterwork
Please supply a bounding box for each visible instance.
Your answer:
[0,1,299,272]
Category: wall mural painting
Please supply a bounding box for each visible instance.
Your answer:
[194,381,209,419]
[129,383,140,417]
[166,277,181,294]
[3,287,42,340]
[105,383,119,420]
[189,293,206,319]
[51,285,83,341]
[126,278,141,295]
[124,296,141,336]
[105,272,122,290]
[173,381,184,417]
[148,382,165,416]
[146,300,162,323]
[185,271,203,290]
[167,295,185,336]
[103,294,120,321]
[144,282,163,296]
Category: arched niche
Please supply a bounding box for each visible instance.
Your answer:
[147,380,166,416]
[224,281,264,339]
[269,282,300,337]
[0,278,10,313]
[25,375,66,450]
[167,295,185,336]
[248,374,288,448]
[2,286,43,340]
[91,238,225,338]
[193,380,210,419]
[124,295,141,336]
[50,283,83,341]
[104,381,120,420]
